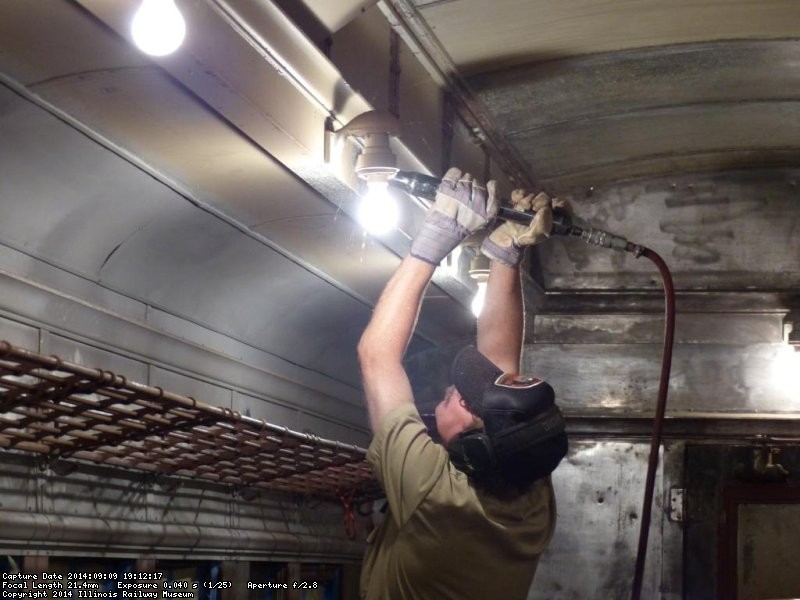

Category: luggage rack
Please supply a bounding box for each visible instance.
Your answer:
[0,340,381,503]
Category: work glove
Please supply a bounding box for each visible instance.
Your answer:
[481,189,570,267]
[410,167,499,265]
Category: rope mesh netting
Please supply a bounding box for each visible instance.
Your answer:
[0,341,380,502]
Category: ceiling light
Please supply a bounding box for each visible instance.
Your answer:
[340,110,400,181]
[469,251,490,318]
[339,110,402,235]
[131,0,186,57]
[357,181,399,235]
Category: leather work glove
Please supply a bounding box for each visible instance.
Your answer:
[481,189,570,267]
[410,167,499,265]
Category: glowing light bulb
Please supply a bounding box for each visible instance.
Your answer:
[471,280,487,318]
[358,181,399,235]
[131,0,186,57]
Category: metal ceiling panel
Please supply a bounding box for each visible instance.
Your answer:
[469,39,800,149]
[414,0,800,73]
[0,84,173,277]
[510,102,800,184]
[0,0,147,85]
[468,41,800,186]
[28,65,336,226]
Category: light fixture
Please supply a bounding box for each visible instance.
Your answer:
[469,250,490,318]
[339,110,401,234]
[131,0,187,57]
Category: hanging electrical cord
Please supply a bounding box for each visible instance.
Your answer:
[389,171,676,600]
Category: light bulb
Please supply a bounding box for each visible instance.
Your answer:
[131,0,186,57]
[471,280,488,318]
[358,181,399,235]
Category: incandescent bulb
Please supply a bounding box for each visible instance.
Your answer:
[131,0,186,57]
[358,181,399,235]
[471,280,488,318]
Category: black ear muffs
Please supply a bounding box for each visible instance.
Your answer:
[447,429,497,475]
[447,406,568,480]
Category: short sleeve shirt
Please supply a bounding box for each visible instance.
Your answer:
[360,403,556,600]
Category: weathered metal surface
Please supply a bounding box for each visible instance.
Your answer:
[512,102,800,184]
[564,415,800,443]
[523,342,800,414]
[417,2,800,72]
[537,170,800,291]
[470,40,800,137]
[540,291,800,315]
[531,440,669,599]
[534,313,784,345]
[468,40,800,186]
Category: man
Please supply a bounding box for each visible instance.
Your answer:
[357,168,568,599]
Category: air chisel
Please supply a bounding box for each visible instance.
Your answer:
[389,171,645,256]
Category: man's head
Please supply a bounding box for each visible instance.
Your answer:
[437,346,568,487]
[434,385,480,444]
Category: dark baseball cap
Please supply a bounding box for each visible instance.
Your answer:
[449,345,567,479]
[451,346,556,431]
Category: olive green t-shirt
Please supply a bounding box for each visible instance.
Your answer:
[360,403,556,600]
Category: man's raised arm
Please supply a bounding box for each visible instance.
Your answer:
[477,189,559,373]
[358,168,498,433]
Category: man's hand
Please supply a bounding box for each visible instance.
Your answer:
[481,189,570,267]
[410,167,499,265]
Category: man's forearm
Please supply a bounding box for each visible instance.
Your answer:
[477,261,523,373]
[358,256,436,431]
[359,256,435,362]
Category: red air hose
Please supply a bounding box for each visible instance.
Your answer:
[630,248,676,600]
